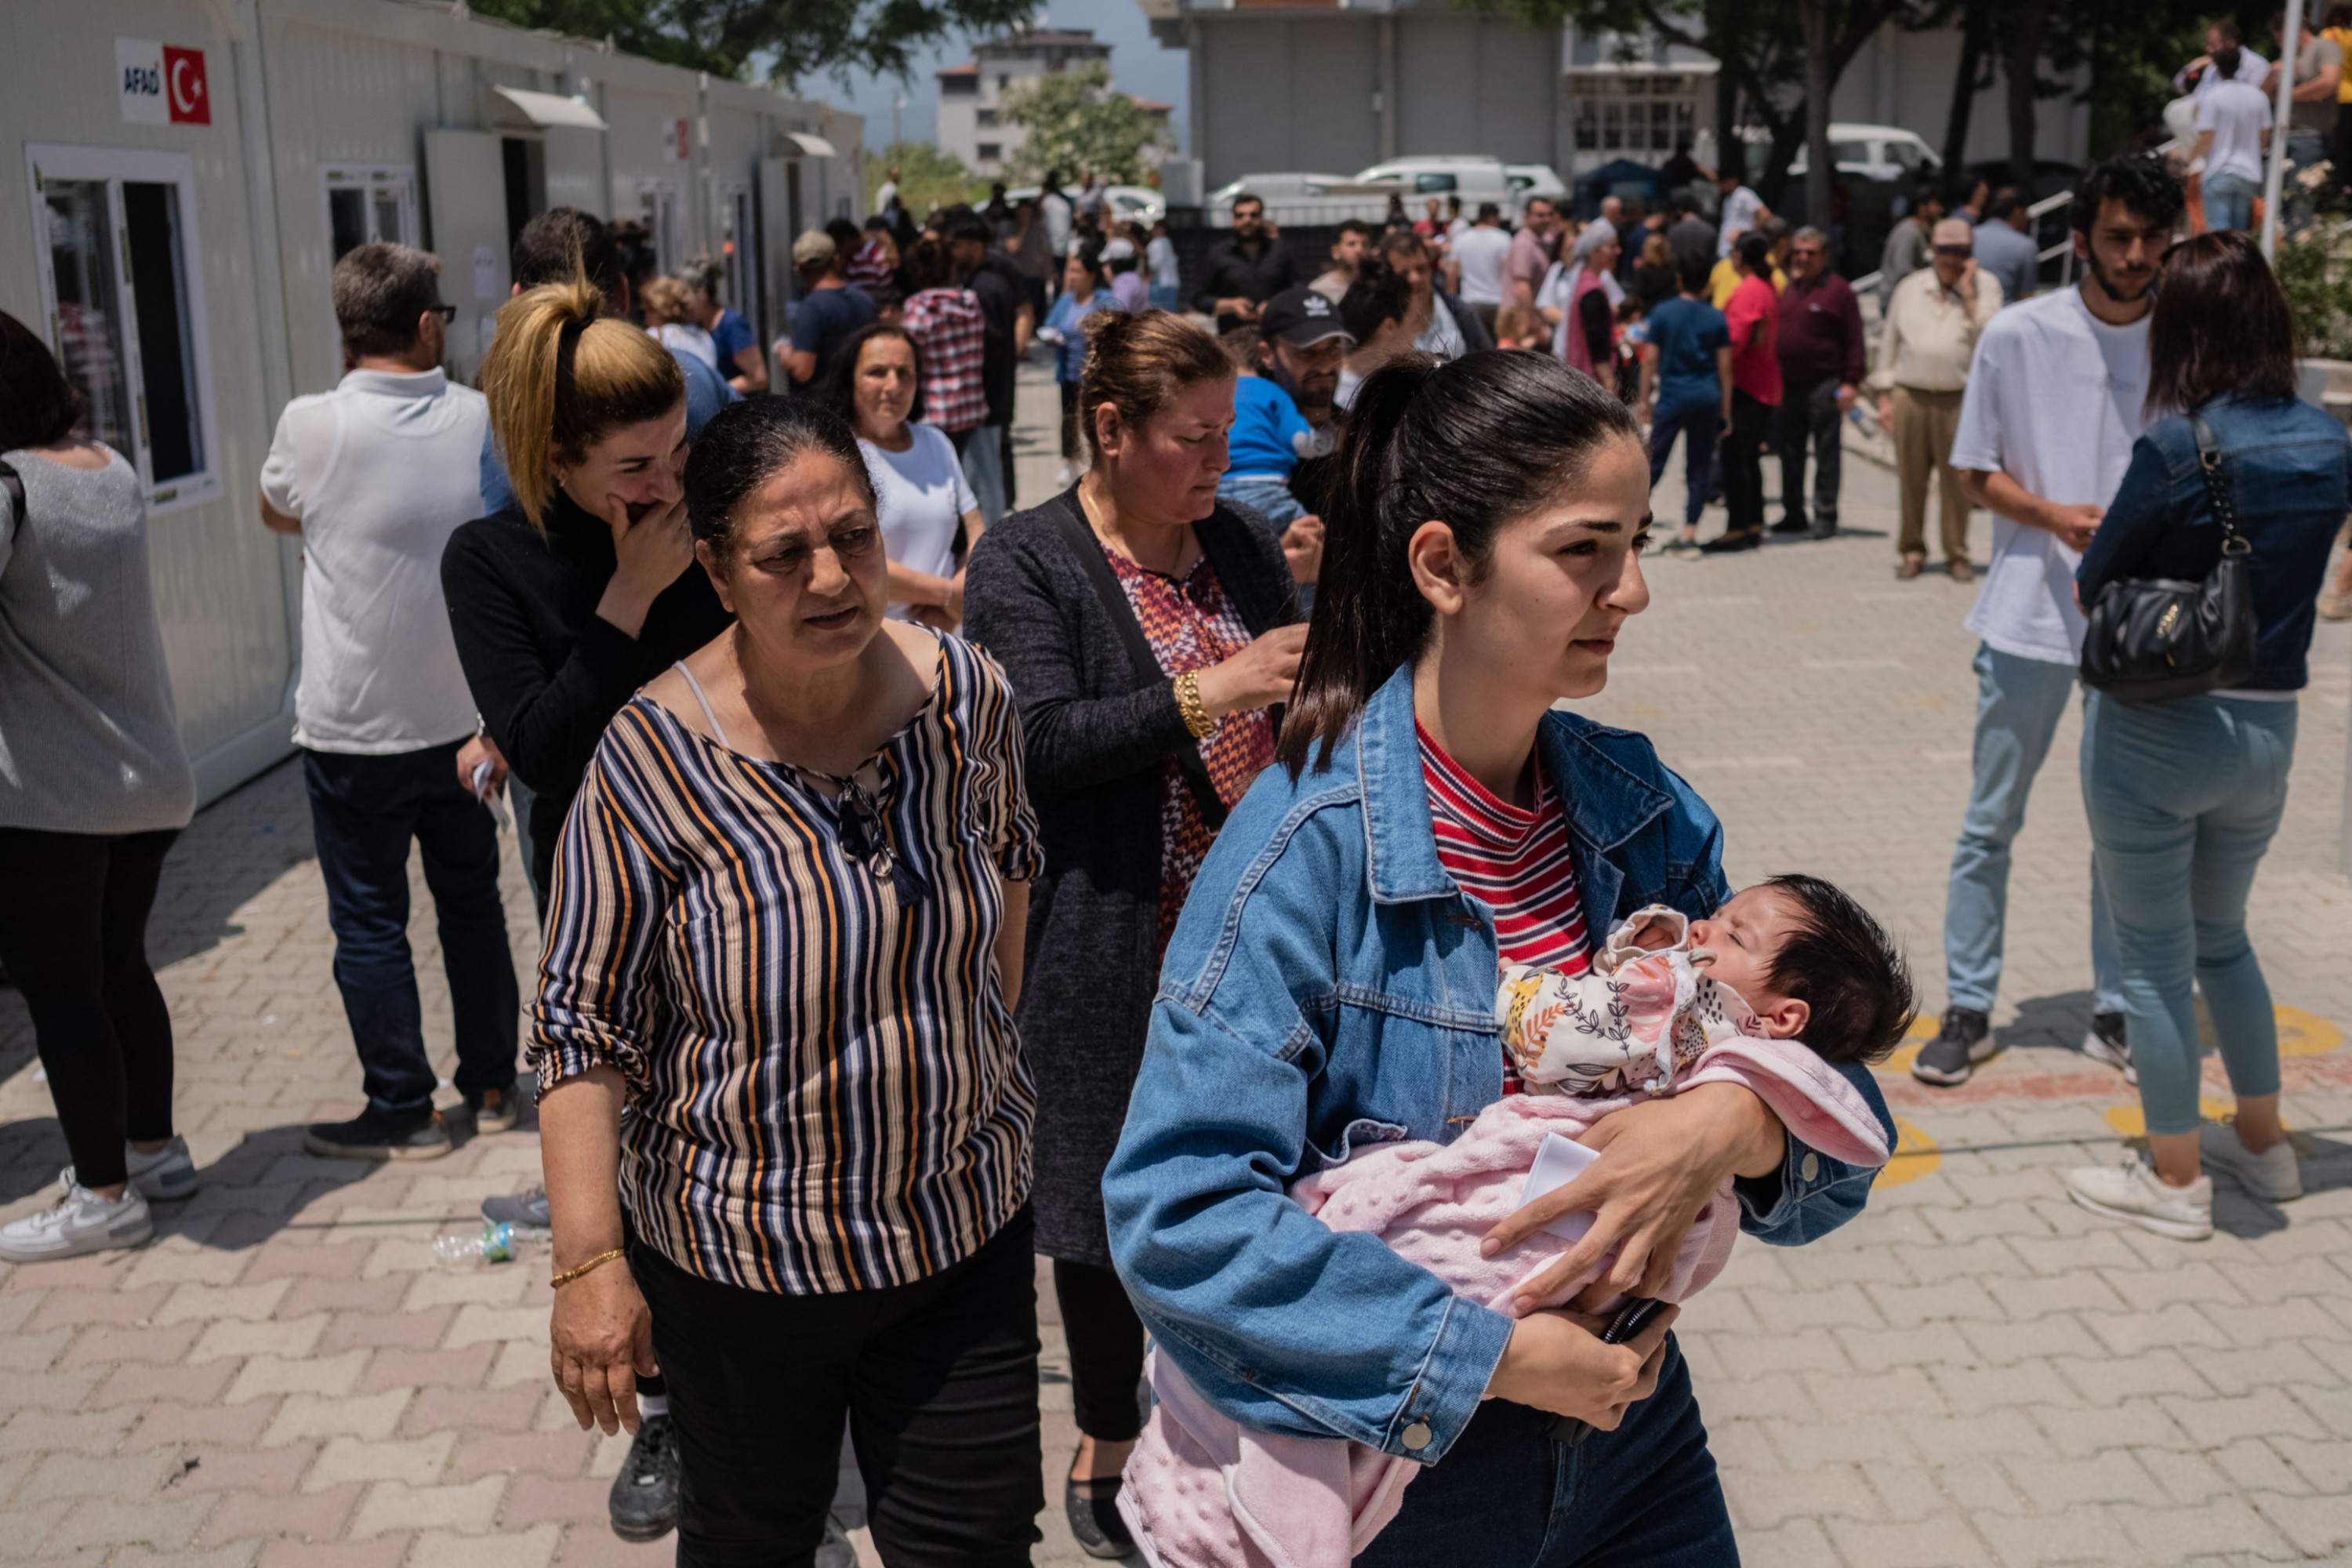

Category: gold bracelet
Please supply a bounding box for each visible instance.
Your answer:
[1174,671,1214,739]
[550,1247,626,1289]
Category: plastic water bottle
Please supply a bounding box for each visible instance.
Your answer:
[432,1221,517,1265]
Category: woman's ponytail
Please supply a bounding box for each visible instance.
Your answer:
[480,271,682,528]
[1275,349,1641,777]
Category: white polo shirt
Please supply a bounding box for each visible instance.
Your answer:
[260,368,488,753]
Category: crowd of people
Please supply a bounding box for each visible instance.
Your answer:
[0,120,2346,1568]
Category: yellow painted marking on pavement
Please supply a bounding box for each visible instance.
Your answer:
[2277,1006,2343,1057]
[1874,1012,1940,1078]
[1875,1117,1940,1187]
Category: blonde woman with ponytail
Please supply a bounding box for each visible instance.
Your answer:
[441,275,734,910]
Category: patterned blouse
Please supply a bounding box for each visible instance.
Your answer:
[1103,546,1278,957]
[530,634,1044,1294]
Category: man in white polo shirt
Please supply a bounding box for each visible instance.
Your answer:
[1912,154,2183,1091]
[260,243,517,1161]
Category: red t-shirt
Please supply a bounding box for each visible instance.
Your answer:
[1418,724,1591,1092]
[1724,273,1784,405]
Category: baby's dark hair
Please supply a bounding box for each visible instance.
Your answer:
[1758,874,1916,1065]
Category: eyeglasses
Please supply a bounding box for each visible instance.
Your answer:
[1933,246,1974,258]
[429,304,458,322]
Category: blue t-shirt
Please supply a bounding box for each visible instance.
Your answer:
[710,308,756,372]
[1644,296,1730,417]
[478,344,736,517]
[1228,374,1316,479]
[1043,289,1121,384]
[789,285,877,390]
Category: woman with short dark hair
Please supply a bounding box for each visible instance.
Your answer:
[2063,232,2350,1240]
[962,307,1305,1559]
[534,394,1046,1563]
[0,310,198,1262]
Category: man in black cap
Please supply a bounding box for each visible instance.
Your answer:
[1256,285,1352,432]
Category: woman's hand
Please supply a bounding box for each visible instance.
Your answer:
[1280,517,1325,586]
[1484,1304,1679,1428]
[549,1257,659,1436]
[1194,623,1309,720]
[1479,1083,1785,1312]
[593,490,695,639]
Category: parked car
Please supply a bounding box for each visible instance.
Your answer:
[1004,184,1165,229]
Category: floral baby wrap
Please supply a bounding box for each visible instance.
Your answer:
[1498,906,1767,1097]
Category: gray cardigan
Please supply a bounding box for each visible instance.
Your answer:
[963,488,1301,1265]
[0,449,194,836]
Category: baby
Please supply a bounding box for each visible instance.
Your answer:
[1119,877,1915,1568]
[1501,873,1917,1099]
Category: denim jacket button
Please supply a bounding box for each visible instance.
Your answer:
[1402,1421,1432,1451]
[1800,1152,1820,1183]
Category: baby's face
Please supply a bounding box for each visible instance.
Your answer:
[1687,886,1802,1033]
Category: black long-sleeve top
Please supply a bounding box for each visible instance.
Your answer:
[440,489,734,888]
[1192,236,1301,332]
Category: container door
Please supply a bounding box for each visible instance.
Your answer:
[425,129,509,385]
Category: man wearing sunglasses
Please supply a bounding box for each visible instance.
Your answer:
[257,241,519,1163]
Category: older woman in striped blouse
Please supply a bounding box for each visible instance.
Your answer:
[532,396,1046,1565]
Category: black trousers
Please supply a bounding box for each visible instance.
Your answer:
[1722,390,1776,537]
[0,827,179,1189]
[633,1206,1044,1567]
[1778,376,1844,530]
[1051,1258,1146,1443]
[1058,381,1083,462]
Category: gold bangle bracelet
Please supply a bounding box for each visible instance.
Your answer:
[1174,671,1214,739]
[551,1247,627,1289]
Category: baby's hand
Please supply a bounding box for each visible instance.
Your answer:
[1631,924,1676,953]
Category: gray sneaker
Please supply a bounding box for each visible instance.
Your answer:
[2198,1123,2302,1201]
[63,1135,196,1203]
[0,1182,153,1262]
[481,1185,550,1228]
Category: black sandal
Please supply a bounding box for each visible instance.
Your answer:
[1065,1469,1136,1559]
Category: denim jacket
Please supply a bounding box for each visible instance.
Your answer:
[1102,666,1893,1465]
[2077,392,2350,691]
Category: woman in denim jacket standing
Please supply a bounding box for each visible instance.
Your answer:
[1104,351,1894,1562]
[2063,234,2350,1241]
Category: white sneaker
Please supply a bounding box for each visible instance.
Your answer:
[0,1182,153,1263]
[2065,1156,2212,1240]
[62,1135,196,1204]
[2198,1123,2302,1201]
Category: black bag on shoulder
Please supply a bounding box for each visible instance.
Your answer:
[2078,412,2258,703]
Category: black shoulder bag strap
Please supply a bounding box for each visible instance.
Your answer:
[2190,412,2251,557]
[0,459,23,544]
[1049,493,1229,829]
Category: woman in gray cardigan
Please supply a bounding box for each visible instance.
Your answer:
[0,312,198,1264]
[963,308,1305,1557]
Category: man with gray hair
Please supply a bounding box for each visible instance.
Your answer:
[1773,223,1867,539]
[258,243,517,1163]
[1868,216,2003,579]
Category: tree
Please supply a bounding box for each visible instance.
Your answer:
[865,140,981,216]
[999,63,1172,187]
[466,0,1037,84]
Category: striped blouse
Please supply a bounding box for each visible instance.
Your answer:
[529,633,1044,1294]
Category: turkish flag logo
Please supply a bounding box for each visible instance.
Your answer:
[164,47,209,125]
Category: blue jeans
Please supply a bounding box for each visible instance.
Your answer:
[1149,284,1180,311]
[1648,402,1721,528]
[1218,474,1308,528]
[2082,692,2296,1136]
[1356,1339,1734,1567]
[964,422,1008,524]
[1944,644,2123,1016]
[2202,170,2259,233]
[303,741,517,1123]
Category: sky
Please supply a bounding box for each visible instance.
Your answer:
[799,2,1191,158]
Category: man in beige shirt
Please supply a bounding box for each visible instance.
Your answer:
[1871,217,2004,579]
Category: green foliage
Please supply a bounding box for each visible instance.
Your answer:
[2274,224,2352,360]
[999,63,1172,187]
[866,141,984,217]
[467,0,1037,84]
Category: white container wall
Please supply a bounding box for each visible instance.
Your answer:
[0,0,861,804]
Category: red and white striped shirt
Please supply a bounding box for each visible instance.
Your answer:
[1419,723,1589,1089]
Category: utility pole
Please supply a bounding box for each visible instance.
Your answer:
[893,93,905,148]
[2263,0,2307,257]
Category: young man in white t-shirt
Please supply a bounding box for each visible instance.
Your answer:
[1913,154,2183,1091]
[2192,49,2274,232]
[1446,203,1515,335]
[259,244,517,1161]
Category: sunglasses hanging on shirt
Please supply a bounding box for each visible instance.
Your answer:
[794,764,926,904]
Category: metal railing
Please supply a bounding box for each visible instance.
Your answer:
[1848,184,2078,299]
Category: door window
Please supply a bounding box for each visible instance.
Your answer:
[324,165,418,262]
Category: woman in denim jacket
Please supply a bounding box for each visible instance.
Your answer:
[1104,352,1893,1562]
[2063,233,2350,1241]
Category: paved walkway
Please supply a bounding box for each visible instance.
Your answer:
[0,357,2346,1566]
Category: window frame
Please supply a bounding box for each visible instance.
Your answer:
[24,142,223,514]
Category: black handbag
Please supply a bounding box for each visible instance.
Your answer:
[2078,411,2258,702]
